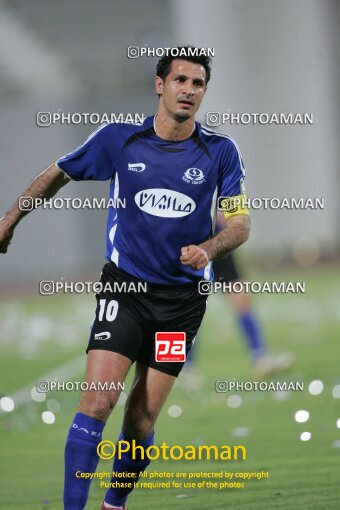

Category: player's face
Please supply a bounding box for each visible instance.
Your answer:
[156,60,207,121]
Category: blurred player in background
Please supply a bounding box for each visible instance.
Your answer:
[0,47,250,510]
[183,212,294,384]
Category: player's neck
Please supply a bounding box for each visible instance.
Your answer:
[154,113,195,142]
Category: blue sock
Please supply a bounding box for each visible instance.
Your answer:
[104,429,154,507]
[64,412,105,510]
[238,310,266,358]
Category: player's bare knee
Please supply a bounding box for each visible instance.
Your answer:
[123,410,155,439]
[78,391,114,421]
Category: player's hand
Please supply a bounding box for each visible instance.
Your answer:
[180,244,209,270]
[0,217,14,254]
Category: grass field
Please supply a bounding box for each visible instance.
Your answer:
[1,264,340,509]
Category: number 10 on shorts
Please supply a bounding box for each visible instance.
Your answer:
[155,332,186,362]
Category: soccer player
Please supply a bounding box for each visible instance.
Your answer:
[184,213,294,384]
[0,46,250,510]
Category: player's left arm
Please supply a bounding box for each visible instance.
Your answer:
[180,214,250,270]
[181,136,250,270]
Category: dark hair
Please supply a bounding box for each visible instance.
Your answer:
[156,45,212,85]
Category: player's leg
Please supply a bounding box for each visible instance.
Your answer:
[213,254,267,357]
[103,363,176,509]
[102,274,207,509]
[228,284,266,358]
[217,255,294,377]
[78,350,132,420]
[228,285,294,376]
[64,262,146,509]
[64,350,132,510]
[123,362,175,438]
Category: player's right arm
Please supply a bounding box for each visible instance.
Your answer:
[1,123,116,254]
[0,163,70,254]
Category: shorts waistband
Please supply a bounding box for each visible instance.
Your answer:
[106,262,199,292]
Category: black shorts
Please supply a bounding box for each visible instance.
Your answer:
[213,253,241,283]
[87,262,208,376]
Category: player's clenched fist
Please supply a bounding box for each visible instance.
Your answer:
[180,244,209,270]
[0,218,14,254]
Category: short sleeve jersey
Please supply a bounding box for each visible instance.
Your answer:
[57,116,245,285]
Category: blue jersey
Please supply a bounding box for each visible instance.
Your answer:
[57,115,245,285]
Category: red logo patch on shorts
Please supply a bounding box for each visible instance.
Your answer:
[155,332,186,362]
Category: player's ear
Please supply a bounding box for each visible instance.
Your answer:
[155,76,163,96]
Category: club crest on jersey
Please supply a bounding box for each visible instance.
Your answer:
[182,167,205,184]
[135,189,196,218]
[128,162,146,173]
